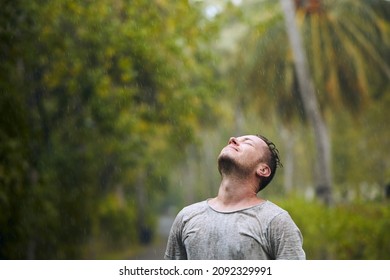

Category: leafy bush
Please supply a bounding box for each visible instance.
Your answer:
[273,195,390,259]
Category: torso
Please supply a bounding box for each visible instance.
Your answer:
[167,200,291,260]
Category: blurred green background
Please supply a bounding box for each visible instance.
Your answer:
[1,0,389,259]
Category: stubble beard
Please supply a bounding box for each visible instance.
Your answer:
[217,154,252,177]
[217,154,235,175]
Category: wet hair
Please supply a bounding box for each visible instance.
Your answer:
[256,134,282,192]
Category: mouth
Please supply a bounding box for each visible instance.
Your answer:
[226,145,238,152]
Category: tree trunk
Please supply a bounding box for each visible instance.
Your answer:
[280,0,332,205]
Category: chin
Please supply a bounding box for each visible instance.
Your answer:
[217,154,237,174]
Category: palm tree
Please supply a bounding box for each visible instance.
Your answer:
[280,0,332,204]
[226,0,390,203]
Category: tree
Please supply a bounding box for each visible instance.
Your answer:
[280,0,331,204]
[0,0,220,259]
[223,0,390,203]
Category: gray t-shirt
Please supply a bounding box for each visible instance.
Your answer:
[164,200,305,260]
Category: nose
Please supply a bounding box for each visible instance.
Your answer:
[228,137,238,145]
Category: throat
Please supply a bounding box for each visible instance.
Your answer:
[212,173,263,212]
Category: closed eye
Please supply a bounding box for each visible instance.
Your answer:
[240,139,254,147]
[242,137,255,146]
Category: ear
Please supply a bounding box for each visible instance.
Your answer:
[256,164,271,178]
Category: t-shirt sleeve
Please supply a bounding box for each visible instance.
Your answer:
[268,212,306,260]
[164,211,188,260]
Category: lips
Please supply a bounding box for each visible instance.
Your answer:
[227,145,239,152]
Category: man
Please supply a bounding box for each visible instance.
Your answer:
[164,134,305,260]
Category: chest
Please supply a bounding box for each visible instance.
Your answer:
[182,212,270,259]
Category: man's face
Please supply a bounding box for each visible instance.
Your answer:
[217,135,267,175]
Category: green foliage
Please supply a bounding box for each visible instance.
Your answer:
[0,0,220,259]
[331,90,390,190]
[229,0,390,120]
[97,193,138,249]
[274,195,390,259]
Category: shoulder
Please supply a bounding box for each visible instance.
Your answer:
[261,200,287,214]
[253,200,288,221]
[260,201,302,238]
[262,201,296,225]
[174,200,209,222]
[249,200,300,232]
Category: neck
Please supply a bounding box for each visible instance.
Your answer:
[209,174,264,212]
